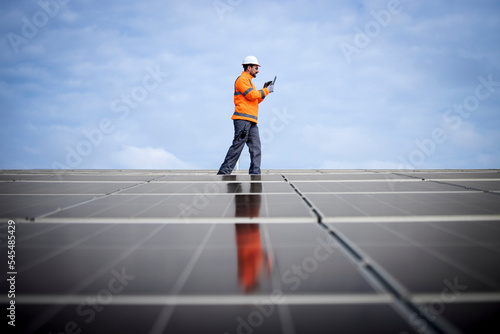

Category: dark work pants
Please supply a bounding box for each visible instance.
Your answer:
[218,119,261,175]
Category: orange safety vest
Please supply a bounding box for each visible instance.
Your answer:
[232,71,270,123]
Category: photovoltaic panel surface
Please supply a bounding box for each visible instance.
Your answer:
[1,169,499,334]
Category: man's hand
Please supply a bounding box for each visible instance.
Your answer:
[268,84,274,93]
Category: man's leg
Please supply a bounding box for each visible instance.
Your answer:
[217,120,250,175]
[247,122,261,175]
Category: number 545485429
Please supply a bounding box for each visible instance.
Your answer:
[7,220,15,270]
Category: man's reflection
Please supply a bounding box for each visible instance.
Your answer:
[230,178,271,293]
[233,182,262,217]
[235,224,272,293]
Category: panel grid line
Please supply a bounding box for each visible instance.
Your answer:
[284,174,459,334]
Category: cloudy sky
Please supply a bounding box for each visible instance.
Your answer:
[1,0,499,170]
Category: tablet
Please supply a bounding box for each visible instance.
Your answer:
[264,76,277,88]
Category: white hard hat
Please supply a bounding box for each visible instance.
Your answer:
[242,55,260,66]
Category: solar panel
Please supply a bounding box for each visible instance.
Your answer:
[1,169,499,333]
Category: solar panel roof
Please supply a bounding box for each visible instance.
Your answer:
[1,169,499,333]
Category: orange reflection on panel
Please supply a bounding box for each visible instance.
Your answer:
[235,224,271,293]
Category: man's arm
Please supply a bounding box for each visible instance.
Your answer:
[235,77,269,102]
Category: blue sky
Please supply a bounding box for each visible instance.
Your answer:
[1,0,499,170]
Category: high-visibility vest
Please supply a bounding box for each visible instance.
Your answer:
[232,71,270,123]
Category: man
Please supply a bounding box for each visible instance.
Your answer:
[217,55,274,175]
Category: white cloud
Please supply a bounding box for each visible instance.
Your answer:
[112,146,195,169]
[444,120,500,153]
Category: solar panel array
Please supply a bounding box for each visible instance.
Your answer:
[1,169,499,333]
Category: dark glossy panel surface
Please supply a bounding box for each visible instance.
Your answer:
[16,223,117,247]
[384,223,470,245]
[427,220,500,243]
[443,180,500,191]
[266,225,378,294]
[12,223,213,248]
[427,302,500,334]
[0,194,95,218]
[181,247,275,295]
[44,193,314,219]
[121,181,293,194]
[477,220,500,231]
[0,173,159,182]
[0,174,30,181]
[102,223,213,248]
[14,304,163,334]
[81,248,197,295]
[330,223,409,245]
[333,220,497,246]
[398,171,500,180]
[426,245,500,283]
[2,169,499,333]
[285,173,413,181]
[16,247,129,294]
[358,245,495,293]
[0,181,138,194]
[225,193,315,219]
[165,174,285,181]
[164,305,283,334]
[262,194,314,218]
[309,192,500,217]
[15,222,73,241]
[295,180,465,193]
[265,223,336,246]
[288,304,419,334]
[45,194,232,218]
[272,245,377,294]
